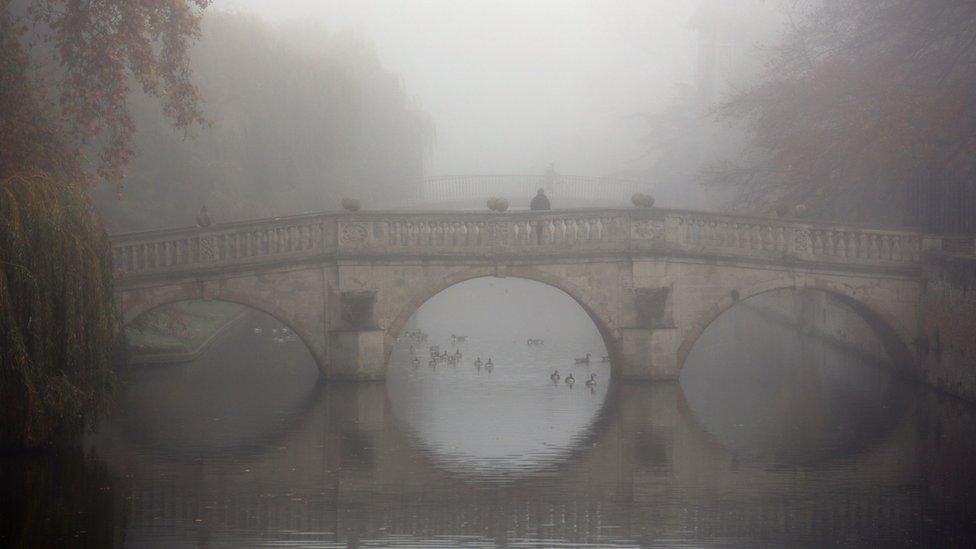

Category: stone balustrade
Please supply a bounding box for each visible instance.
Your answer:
[111,213,337,279]
[111,208,927,282]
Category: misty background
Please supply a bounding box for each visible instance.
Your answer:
[94,0,787,231]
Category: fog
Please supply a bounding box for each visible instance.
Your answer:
[218,0,697,176]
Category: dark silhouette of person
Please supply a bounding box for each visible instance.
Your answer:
[196,204,212,227]
[530,188,551,211]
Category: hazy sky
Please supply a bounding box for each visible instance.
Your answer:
[216,0,698,176]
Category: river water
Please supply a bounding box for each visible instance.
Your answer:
[3,279,976,547]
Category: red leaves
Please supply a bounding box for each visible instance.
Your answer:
[8,0,210,191]
[722,0,976,225]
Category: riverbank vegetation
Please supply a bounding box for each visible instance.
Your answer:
[716,0,976,229]
[0,0,210,448]
[126,301,248,361]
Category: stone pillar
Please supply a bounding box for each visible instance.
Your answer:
[326,290,386,380]
[617,286,680,380]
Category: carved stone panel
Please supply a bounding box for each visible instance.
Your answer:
[793,228,811,253]
[199,236,217,262]
[340,290,377,329]
[631,219,664,241]
[340,223,369,245]
[635,286,673,329]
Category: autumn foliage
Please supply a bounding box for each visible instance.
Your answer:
[717,0,976,229]
[1,0,209,448]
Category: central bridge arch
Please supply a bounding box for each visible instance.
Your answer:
[382,264,624,368]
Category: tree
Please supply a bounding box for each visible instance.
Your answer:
[0,0,209,448]
[715,0,976,229]
[91,13,434,232]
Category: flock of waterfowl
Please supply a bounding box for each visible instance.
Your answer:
[399,329,605,389]
[252,325,299,345]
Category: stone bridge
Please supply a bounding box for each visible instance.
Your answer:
[111,207,942,380]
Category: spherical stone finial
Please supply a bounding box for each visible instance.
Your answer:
[631,192,655,208]
[341,198,362,212]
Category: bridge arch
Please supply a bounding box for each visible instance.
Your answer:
[120,288,323,370]
[384,264,620,366]
[675,276,916,376]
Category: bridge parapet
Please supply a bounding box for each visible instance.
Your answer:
[111,213,338,281]
[112,208,928,282]
[660,210,923,267]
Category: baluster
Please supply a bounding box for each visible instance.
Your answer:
[832,231,843,256]
[590,219,601,241]
[891,236,902,260]
[775,227,786,252]
[879,235,891,259]
[451,221,464,247]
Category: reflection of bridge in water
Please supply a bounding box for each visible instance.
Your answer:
[89,377,972,547]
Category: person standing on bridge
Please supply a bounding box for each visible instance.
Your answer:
[530,188,551,211]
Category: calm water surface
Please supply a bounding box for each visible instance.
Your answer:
[3,282,976,547]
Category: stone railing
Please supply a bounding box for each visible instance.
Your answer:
[111,213,337,280]
[111,208,929,281]
[660,210,923,264]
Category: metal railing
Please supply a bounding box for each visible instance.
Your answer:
[416,174,651,201]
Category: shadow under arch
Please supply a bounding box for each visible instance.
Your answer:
[384,265,620,367]
[103,377,325,463]
[123,291,321,369]
[675,284,917,466]
[675,277,916,376]
[115,297,325,461]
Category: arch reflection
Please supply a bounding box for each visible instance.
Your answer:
[680,288,911,465]
[112,300,321,458]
